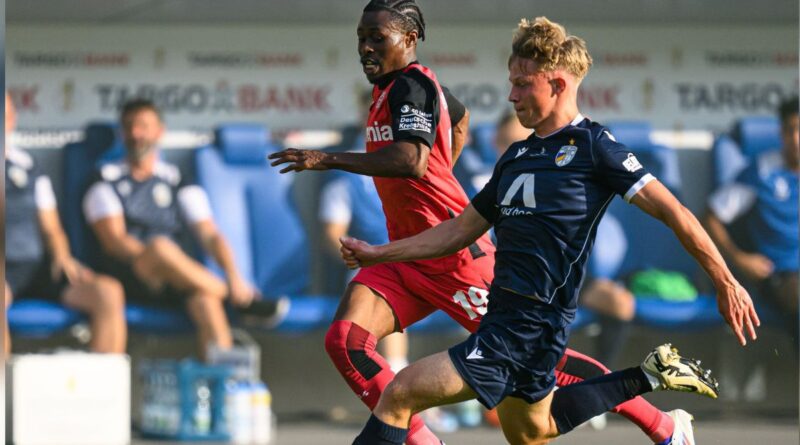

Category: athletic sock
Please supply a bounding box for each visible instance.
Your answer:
[551,366,652,434]
[325,321,441,445]
[555,349,674,442]
[353,414,408,445]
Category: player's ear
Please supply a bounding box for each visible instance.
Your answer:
[405,30,418,48]
[550,76,567,95]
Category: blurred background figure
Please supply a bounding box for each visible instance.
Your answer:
[705,96,799,351]
[82,98,287,359]
[5,92,127,354]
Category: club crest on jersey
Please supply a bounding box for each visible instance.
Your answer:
[555,145,578,167]
[152,183,173,208]
[366,122,394,142]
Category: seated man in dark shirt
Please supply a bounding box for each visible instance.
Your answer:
[6,92,126,354]
[83,98,287,358]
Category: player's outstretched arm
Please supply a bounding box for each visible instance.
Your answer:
[268,139,430,178]
[340,204,491,269]
[630,179,760,346]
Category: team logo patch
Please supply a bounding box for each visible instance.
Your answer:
[152,183,172,208]
[398,104,432,133]
[774,176,790,201]
[8,165,28,188]
[622,153,643,172]
[116,180,132,197]
[555,145,578,167]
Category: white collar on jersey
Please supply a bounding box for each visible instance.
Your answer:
[532,113,585,140]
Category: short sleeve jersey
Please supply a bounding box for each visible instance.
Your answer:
[83,159,212,243]
[708,150,799,272]
[471,115,654,323]
[366,62,494,274]
[319,170,390,246]
[5,146,57,263]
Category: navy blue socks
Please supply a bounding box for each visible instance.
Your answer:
[353,414,409,445]
[551,366,652,434]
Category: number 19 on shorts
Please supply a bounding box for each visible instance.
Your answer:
[452,286,489,320]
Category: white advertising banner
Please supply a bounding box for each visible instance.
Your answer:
[6,23,798,135]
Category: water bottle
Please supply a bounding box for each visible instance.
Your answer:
[252,381,273,444]
[226,380,253,444]
[194,379,212,435]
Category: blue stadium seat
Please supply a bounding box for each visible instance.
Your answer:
[62,121,119,263]
[588,214,627,280]
[634,296,721,329]
[195,124,310,297]
[469,121,499,166]
[8,300,84,338]
[711,134,748,187]
[733,115,781,157]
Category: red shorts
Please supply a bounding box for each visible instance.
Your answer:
[352,255,495,333]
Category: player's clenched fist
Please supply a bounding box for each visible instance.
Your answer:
[268,148,329,173]
[339,236,381,269]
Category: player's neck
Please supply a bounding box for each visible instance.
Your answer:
[533,104,581,138]
[128,153,158,180]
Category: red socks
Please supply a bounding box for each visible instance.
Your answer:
[325,320,440,445]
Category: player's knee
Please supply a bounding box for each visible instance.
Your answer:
[381,377,414,411]
[96,276,124,305]
[324,320,348,360]
[147,236,177,256]
[502,418,556,445]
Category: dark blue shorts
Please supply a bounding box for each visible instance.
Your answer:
[7,258,68,300]
[448,288,569,409]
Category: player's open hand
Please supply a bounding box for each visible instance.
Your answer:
[268,148,329,173]
[716,280,760,346]
[339,236,381,269]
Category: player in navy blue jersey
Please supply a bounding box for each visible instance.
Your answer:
[342,16,759,445]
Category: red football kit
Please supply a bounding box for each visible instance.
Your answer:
[352,61,495,331]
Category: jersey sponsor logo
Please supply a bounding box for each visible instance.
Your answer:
[466,347,483,360]
[500,173,536,216]
[555,145,578,167]
[515,146,529,158]
[622,153,643,172]
[152,183,173,208]
[529,147,547,157]
[7,166,28,188]
[366,122,394,142]
[398,105,433,133]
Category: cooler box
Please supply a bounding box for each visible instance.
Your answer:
[6,352,131,445]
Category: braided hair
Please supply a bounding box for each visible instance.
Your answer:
[363,0,426,41]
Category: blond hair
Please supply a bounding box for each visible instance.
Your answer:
[509,17,592,79]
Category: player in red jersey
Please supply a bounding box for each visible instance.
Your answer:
[270,2,681,444]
